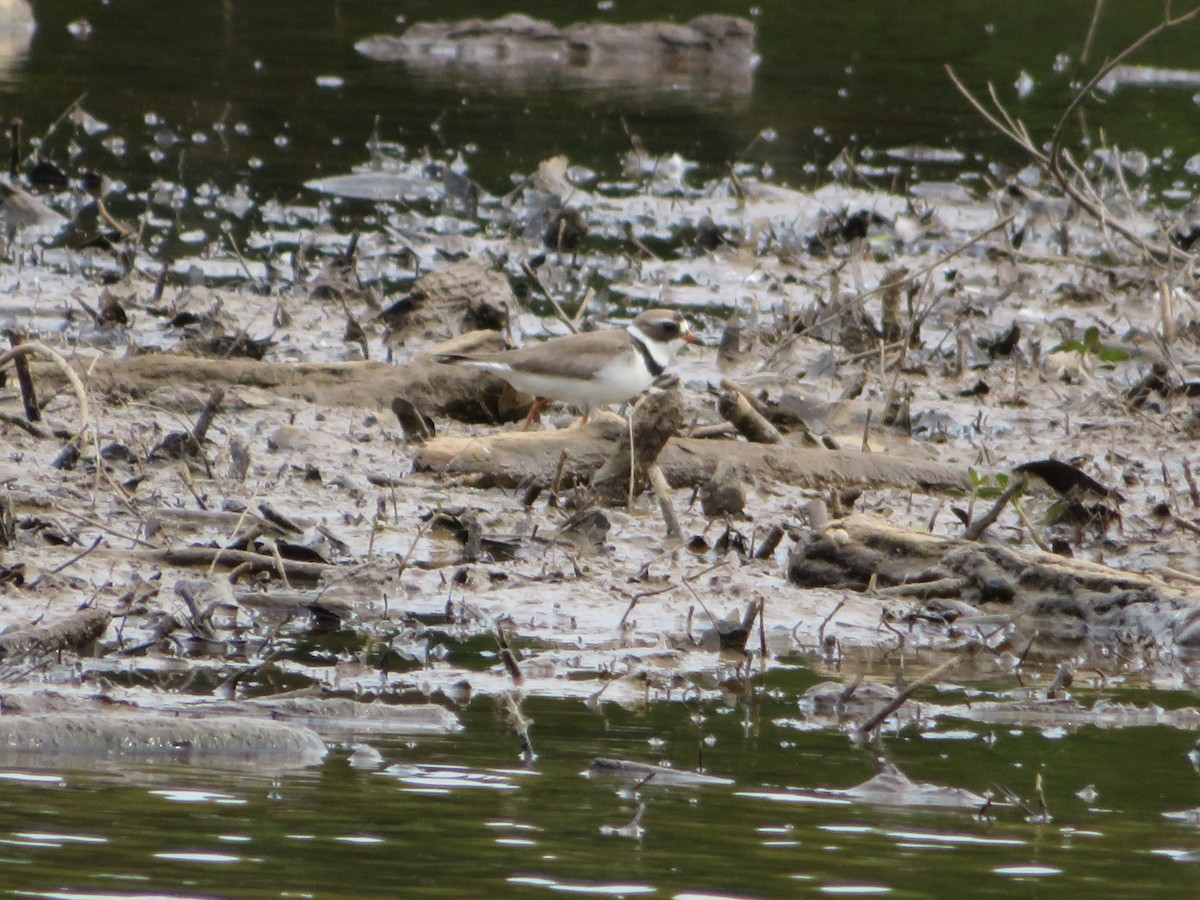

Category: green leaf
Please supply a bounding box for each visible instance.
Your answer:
[1043,498,1071,526]
[1051,339,1085,355]
[1097,346,1130,363]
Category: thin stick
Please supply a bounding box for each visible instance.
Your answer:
[0,342,90,439]
[519,261,577,334]
[1183,459,1200,508]
[617,559,730,630]
[758,596,768,660]
[627,410,636,509]
[1011,499,1053,552]
[50,502,157,549]
[496,626,524,686]
[157,546,333,581]
[44,535,103,577]
[0,411,47,437]
[946,0,1200,267]
[1161,566,1200,587]
[816,599,845,647]
[571,288,594,330]
[618,583,675,629]
[222,230,258,284]
[647,463,682,543]
[758,215,1013,372]
[622,222,663,261]
[96,199,132,240]
[394,520,431,580]
[21,92,87,170]
[964,477,1027,541]
[6,330,39,422]
[1080,0,1105,64]
[1049,2,1200,165]
[858,644,980,735]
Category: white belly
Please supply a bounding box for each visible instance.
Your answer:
[482,356,655,406]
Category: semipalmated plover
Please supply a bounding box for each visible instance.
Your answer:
[437,308,700,426]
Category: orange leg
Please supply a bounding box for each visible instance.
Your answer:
[521,397,554,431]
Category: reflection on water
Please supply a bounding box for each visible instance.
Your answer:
[0,0,34,86]
[2,1,1198,277]
[0,28,32,84]
[355,13,759,98]
[6,1,1200,203]
[0,688,1193,897]
[381,761,529,792]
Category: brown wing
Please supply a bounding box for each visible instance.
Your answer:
[462,330,633,381]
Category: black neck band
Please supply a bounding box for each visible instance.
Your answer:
[630,334,665,377]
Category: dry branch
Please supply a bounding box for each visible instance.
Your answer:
[415,413,967,493]
[946,4,1200,265]
[0,341,91,438]
[153,547,335,582]
[0,607,111,660]
[717,388,782,444]
[591,389,684,504]
[790,512,1200,650]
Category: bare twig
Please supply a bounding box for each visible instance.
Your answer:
[21,92,87,170]
[1049,3,1200,164]
[817,598,846,646]
[519,261,577,334]
[618,583,675,630]
[947,3,1200,265]
[964,477,1028,541]
[1011,499,1053,553]
[43,535,103,577]
[5,330,39,422]
[758,215,1013,372]
[858,643,981,736]
[51,502,157,549]
[0,342,91,439]
[647,463,682,543]
[1081,0,1105,64]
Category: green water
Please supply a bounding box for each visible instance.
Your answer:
[0,680,1197,898]
[6,1,1200,200]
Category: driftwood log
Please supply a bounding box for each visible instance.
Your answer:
[355,14,757,95]
[1,690,461,737]
[0,607,111,660]
[36,344,964,494]
[718,388,783,444]
[153,547,335,583]
[789,513,1200,651]
[0,713,327,765]
[53,352,534,424]
[590,388,683,503]
[228,590,352,622]
[414,412,969,492]
[374,261,517,344]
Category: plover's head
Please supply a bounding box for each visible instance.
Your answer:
[628,309,702,361]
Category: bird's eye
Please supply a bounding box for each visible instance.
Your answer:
[662,321,679,335]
